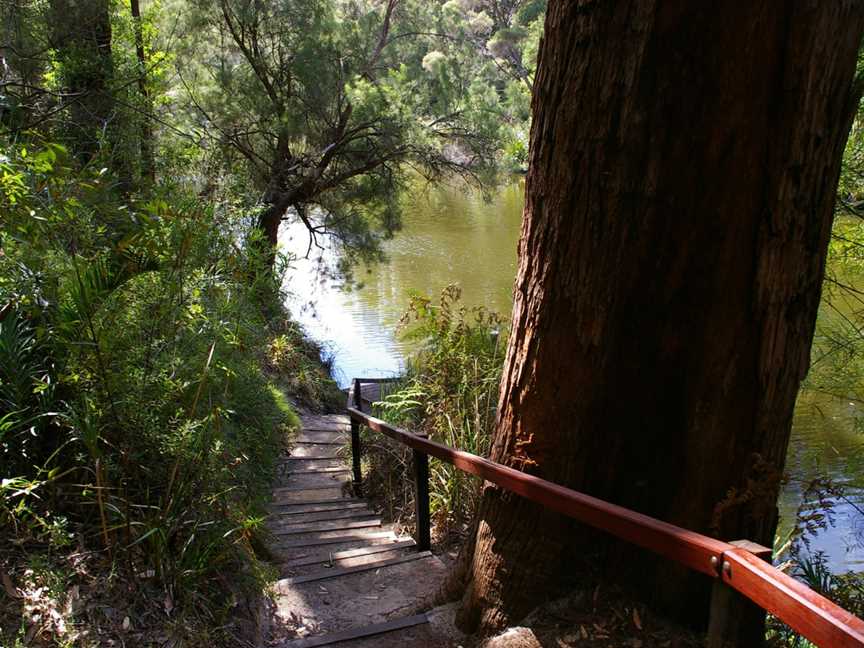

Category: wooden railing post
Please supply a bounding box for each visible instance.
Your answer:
[413,447,431,551]
[707,540,772,648]
[351,379,363,496]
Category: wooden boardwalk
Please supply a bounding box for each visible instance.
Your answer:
[263,389,864,647]
[268,413,453,647]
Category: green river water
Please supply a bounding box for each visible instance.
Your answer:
[282,179,864,573]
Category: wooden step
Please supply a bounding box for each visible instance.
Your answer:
[299,416,350,431]
[269,517,381,537]
[292,439,345,446]
[284,546,421,578]
[282,473,352,489]
[287,446,343,459]
[278,458,345,470]
[279,613,428,648]
[288,467,350,475]
[270,498,360,510]
[293,431,348,443]
[269,508,374,525]
[272,488,349,504]
[274,484,349,495]
[274,535,410,561]
[275,530,397,549]
[270,501,368,515]
[277,551,432,585]
[288,539,417,568]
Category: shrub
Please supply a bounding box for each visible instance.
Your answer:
[0,140,336,644]
[368,285,505,538]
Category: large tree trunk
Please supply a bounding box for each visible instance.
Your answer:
[50,0,131,190]
[457,1,864,642]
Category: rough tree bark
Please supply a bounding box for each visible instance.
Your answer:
[49,0,131,190]
[455,1,864,642]
[130,0,155,183]
[49,0,113,153]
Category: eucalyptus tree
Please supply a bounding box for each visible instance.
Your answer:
[452,1,864,644]
[437,1,544,89]
[183,0,512,267]
[412,0,545,168]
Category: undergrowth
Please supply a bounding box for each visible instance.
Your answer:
[363,285,504,541]
[0,141,338,646]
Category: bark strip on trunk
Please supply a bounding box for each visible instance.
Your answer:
[130,0,155,184]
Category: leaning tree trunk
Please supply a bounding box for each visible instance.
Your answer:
[456,1,864,642]
[256,203,283,271]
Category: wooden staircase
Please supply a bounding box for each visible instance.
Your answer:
[268,414,451,647]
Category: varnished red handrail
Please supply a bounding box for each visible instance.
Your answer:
[348,406,726,575]
[347,381,864,647]
[723,548,864,647]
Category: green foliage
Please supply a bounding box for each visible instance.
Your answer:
[0,313,56,466]
[427,0,546,171]
[1,0,170,187]
[0,140,335,641]
[267,329,344,410]
[0,0,544,639]
[370,285,505,534]
[176,0,543,271]
[804,76,864,408]
[767,552,864,646]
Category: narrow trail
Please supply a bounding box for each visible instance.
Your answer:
[267,412,459,647]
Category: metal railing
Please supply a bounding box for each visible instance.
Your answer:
[347,377,864,647]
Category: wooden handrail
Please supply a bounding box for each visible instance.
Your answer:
[347,378,864,647]
[723,548,864,647]
[348,405,727,574]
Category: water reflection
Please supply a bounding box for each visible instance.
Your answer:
[282,179,864,572]
[781,390,864,570]
[282,179,523,384]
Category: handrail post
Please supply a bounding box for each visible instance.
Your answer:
[707,540,771,648]
[352,378,362,412]
[351,379,363,496]
[413,448,431,551]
